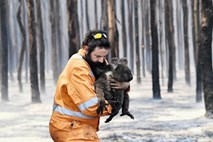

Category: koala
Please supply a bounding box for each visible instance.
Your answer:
[94,58,134,123]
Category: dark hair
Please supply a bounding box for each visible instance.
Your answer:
[82,30,111,53]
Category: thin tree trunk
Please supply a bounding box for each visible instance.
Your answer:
[67,0,80,58]
[49,0,58,84]
[94,0,98,29]
[0,0,9,102]
[134,0,141,83]
[27,0,41,103]
[108,0,119,58]
[166,0,175,92]
[191,0,196,64]
[144,1,151,73]
[182,0,191,86]
[157,0,163,86]
[100,0,108,31]
[194,0,202,102]
[127,0,134,72]
[141,0,146,78]
[37,0,45,93]
[17,0,26,93]
[121,0,127,57]
[150,0,161,99]
[85,0,90,31]
[200,0,213,118]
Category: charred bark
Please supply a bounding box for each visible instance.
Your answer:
[27,0,41,103]
[150,0,161,99]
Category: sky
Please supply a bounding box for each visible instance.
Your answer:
[0,71,213,142]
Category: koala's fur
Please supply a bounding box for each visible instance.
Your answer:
[94,58,134,123]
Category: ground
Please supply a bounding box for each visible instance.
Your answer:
[0,72,212,142]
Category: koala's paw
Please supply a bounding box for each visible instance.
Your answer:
[120,111,134,119]
[96,101,106,115]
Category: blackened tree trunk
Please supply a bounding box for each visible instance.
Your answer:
[100,0,108,31]
[144,1,152,73]
[150,0,161,99]
[200,0,213,118]
[0,0,9,102]
[191,0,196,63]
[134,0,141,83]
[94,0,98,29]
[121,0,127,57]
[85,0,90,31]
[49,0,59,84]
[27,0,41,103]
[108,0,119,58]
[165,0,175,92]
[141,0,146,78]
[17,0,26,93]
[67,0,80,58]
[194,0,202,102]
[37,0,45,93]
[182,0,191,86]
[127,0,134,72]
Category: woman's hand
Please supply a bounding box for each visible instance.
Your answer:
[110,79,130,90]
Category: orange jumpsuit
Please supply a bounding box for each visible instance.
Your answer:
[49,49,112,142]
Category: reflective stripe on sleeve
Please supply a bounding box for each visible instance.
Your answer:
[53,105,96,119]
[78,97,99,112]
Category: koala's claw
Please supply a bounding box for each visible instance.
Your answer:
[97,101,106,115]
[120,111,134,119]
[96,106,104,115]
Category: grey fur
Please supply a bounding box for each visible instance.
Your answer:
[95,58,134,123]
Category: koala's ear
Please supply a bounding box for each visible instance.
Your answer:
[119,57,128,65]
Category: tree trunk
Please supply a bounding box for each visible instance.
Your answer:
[108,0,119,58]
[200,0,213,118]
[100,0,108,31]
[37,0,45,93]
[85,0,90,31]
[182,0,191,86]
[127,0,134,72]
[165,0,175,92]
[150,0,161,99]
[194,0,202,102]
[121,0,127,57]
[17,0,26,93]
[141,0,146,78]
[27,0,41,103]
[144,1,151,73]
[0,0,9,102]
[134,0,141,83]
[67,0,80,58]
[49,0,59,84]
[94,0,98,29]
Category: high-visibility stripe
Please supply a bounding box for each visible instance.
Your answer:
[53,105,96,119]
[78,97,99,111]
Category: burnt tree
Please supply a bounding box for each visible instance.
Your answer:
[134,0,141,83]
[0,0,9,101]
[182,0,191,86]
[108,0,119,58]
[200,0,213,118]
[150,0,161,99]
[67,0,80,58]
[37,0,46,93]
[17,0,26,93]
[27,0,41,103]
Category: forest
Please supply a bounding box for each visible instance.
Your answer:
[0,0,213,120]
